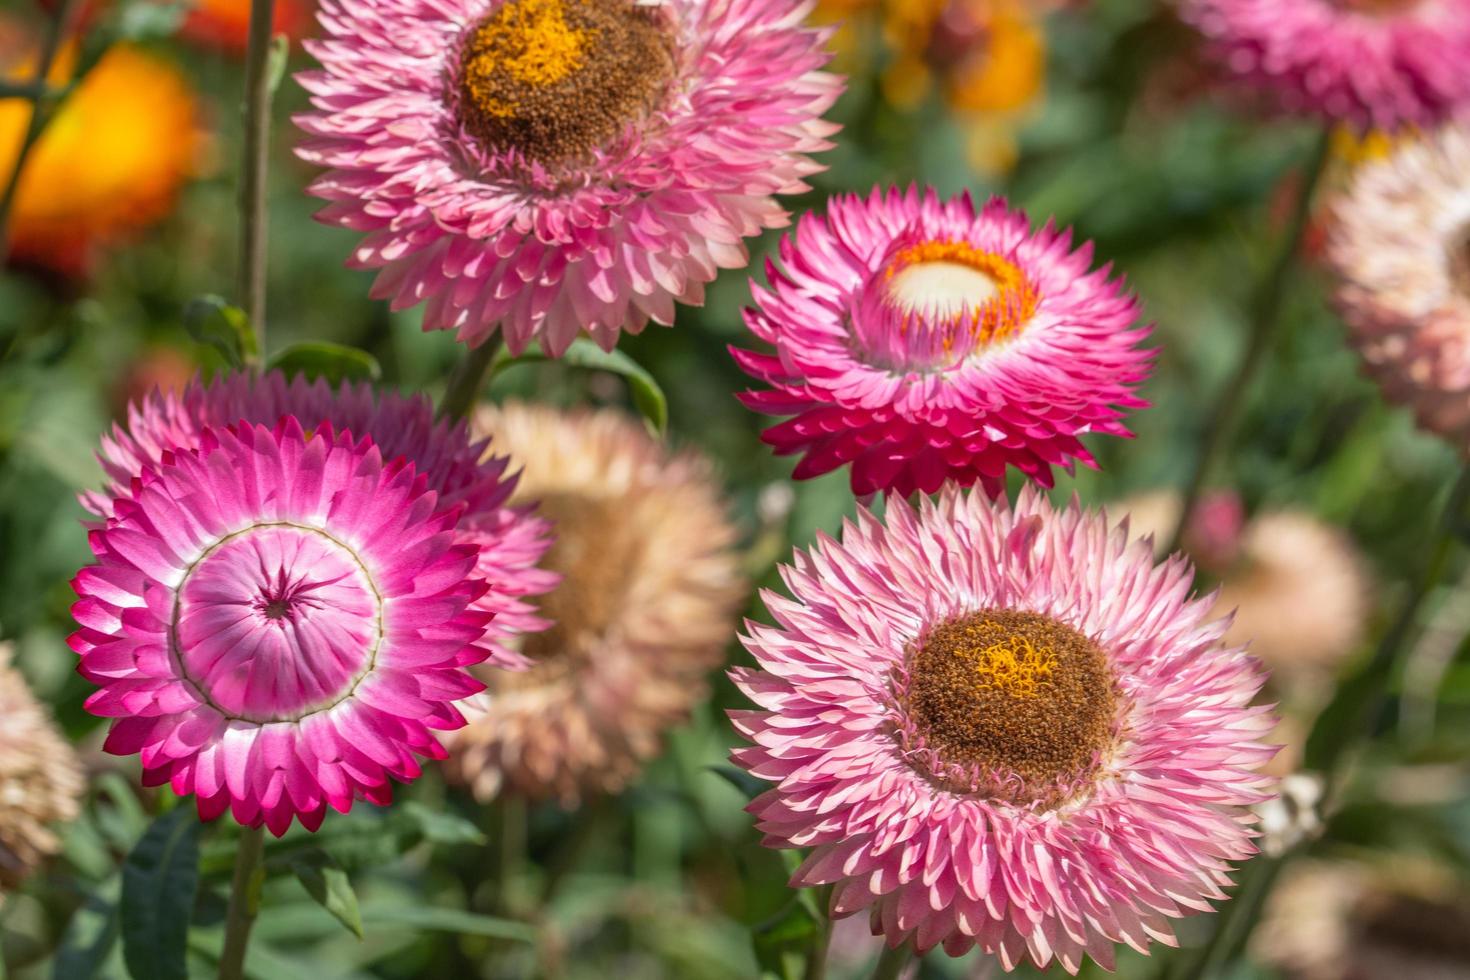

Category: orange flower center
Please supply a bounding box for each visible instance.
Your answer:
[457,0,674,164]
[885,240,1038,353]
[900,609,1116,803]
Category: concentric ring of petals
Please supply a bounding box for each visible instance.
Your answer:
[730,487,1277,972]
[71,420,498,835]
[734,186,1152,498]
[446,402,748,804]
[1328,123,1470,444]
[294,0,842,356]
[1181,0,1470,132]
[81,370,556,672]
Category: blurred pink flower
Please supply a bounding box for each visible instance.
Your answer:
[734,187,1152,497]
[83,371,555,672]
[1181,0,1470,132]
[294,0,841,356]
[731,487,1276,972]
[72,420,500,834]
[1328,123,1470,444]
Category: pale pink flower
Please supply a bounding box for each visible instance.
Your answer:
[295,0,842,355]
[731,487,1276,971]
[83,371,555,671]
[1181,0,1470,132]
[1328,123,1470,444]
[734,187,1151,498]
[72,420,504,834]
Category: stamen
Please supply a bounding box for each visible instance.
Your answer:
[457,0,675,165]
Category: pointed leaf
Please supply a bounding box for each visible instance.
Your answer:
[183,296,257,368]
[51,876,120,980]
[288,850,363,939]
[490,338,668,434]
[120,809,200,980]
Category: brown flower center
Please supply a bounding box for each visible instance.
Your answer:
[456,0,675,165]
[521,491,644,662]
[900,609,1116,803]
[1332,0,1422,13]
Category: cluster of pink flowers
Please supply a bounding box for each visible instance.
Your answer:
[74,0,1470,969]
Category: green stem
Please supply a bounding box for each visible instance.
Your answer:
[868,943,913,980]
[1166,128,1334,554]
[0,0,83,262]
[802,885,834,980]
[238,0,277,360]
[438,336,503,421]
[217,825,266,980]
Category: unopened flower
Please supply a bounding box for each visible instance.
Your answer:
[732,487,1275,972]
[295,0,841,355]
[1328,123,1470,445]
[72,420,509,834]
[735,187,1152,498]
[0,31,201,276]
[1181,0,1470,132]
[84,371,555,672]
[0,644,83,893]
[447,402,746,804]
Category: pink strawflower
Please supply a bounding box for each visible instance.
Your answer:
[730,487,1277,972]
[1181,0,1470,132]
[294,0,842,356]
[72,420,498,834]
[734,187,1152,498]
[82,371,555,671]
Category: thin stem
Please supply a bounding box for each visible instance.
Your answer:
[868,943,913,980]
[217,825,266,980]
[438,336,503,421]
[1166,128,1334,554]
[0,0,84,262]
[237,0,277,359]
[802,885,834,980]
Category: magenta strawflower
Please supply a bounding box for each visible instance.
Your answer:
[1181,0,1470,132]
[734,187,1152,498]
[72,420,499,834]
[82,371,555,671]
[294,0,841,356]
[731,487,1277,972]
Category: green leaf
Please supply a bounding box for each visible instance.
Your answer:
[707,764,767,801]
[288,851,363,940]
[266,35,291,96]
[267,342,382,385]
[358,904,537,943]
[120,809,200,980]
[491,338,668,434]
[52,876,120,980]
[183,296,258,369]
[389,802,487,847]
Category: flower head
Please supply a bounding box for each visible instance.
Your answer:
[1328,123,1470,444]
[295,0,841,356]
[447,402,747,804]
[72,420,508,834]
[735,187,1152,498]
[0,32,201,276]
[1181,0,1470,132]
[0,644,83,893]
[731,487,1276,971]
[84,371,555,672]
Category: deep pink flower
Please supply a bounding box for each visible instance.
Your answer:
[294,0,841,356]
[731,487,1276,972]
[82,371,554,671]
[734,187,1152,498]
[72,420,499,833]
[1181,0,1470,132]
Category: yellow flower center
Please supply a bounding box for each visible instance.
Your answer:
[900,609,1116,803]
[885,240,1038,352]
[457,0,674,165]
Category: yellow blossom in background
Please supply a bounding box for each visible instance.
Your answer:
[0,30,203,276]
[815,0,1047,175]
